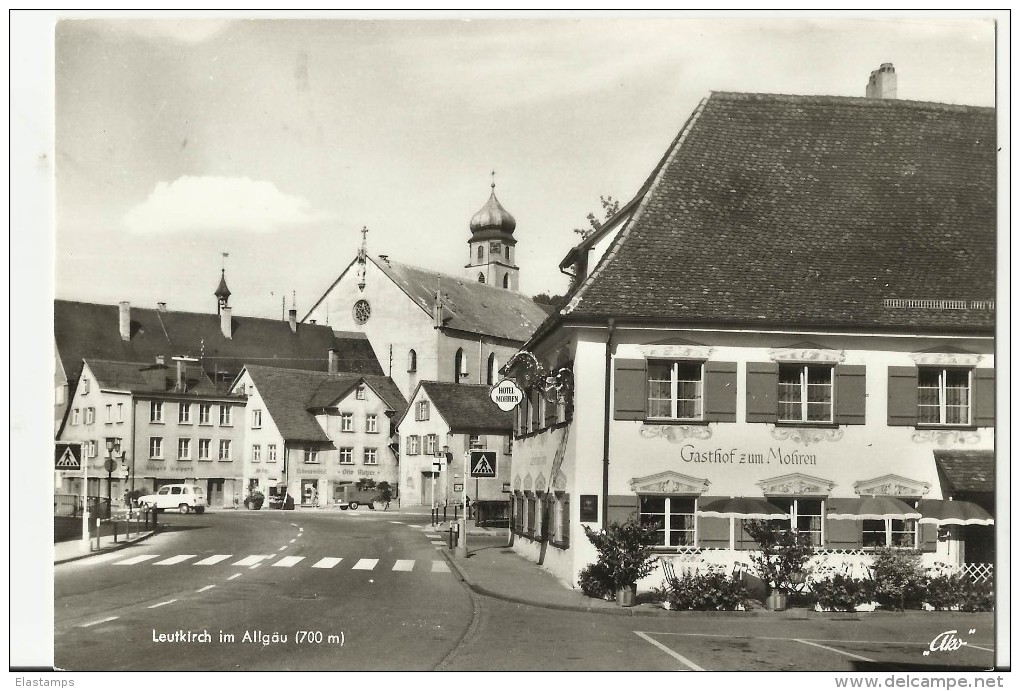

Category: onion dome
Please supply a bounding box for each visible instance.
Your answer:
[469,183,517,236]
[214,269,231,303]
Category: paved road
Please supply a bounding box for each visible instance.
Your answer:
[55,510,472,670]
[55,510,996,672]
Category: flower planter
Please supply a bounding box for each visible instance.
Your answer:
[616,584,637,607]
[765,591,788,611]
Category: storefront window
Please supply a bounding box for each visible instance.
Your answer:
[639,495,696,547]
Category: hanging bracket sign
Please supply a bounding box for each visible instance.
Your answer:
[489,379,524,412]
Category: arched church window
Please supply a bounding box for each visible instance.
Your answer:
[455,348,468,381]
[487,353,498,385]
[408,349,417,373]
[478,273,485,284]
[477,246,484,262]
[502,273,509,288]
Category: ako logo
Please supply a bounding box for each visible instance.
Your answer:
[469,450,497,478]
[489,379,524,412]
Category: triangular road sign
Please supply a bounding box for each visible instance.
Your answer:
[469,450,497,478]
[55,443,82,470]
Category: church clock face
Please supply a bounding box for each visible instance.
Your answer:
[352,299,372,325]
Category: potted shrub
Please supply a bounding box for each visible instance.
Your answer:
[744,520,815,611]
[582,518,660,607]
[245,490,265,511]
[869,547,926,610]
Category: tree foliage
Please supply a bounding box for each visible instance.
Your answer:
[744,520,815,593]
[573,195,621,240]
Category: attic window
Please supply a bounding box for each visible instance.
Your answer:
[355,385,366,400]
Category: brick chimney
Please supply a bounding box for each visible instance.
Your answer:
[157,302,167,312]
[118,301,131,341]
[328,348,339,375]
[176,359,187,392]
[866,63,897,99]
[220,306,233,339]
[288,309,297,334]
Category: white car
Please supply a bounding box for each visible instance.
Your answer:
[138,484,207,514]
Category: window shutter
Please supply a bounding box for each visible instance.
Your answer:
[919,522,938,553]
[835,365,867,425]
[973,368,995,427]
[544,391,557,428]
[704,361,737,423]
[697,496,730,548]
[606,494,637,525]
[745,362,778,423]
[824,517,861,549]
[613,359,646,420]
[887,367,918,426]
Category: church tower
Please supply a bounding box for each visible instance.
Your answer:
[465,177,519,290]
[214,269,231,314]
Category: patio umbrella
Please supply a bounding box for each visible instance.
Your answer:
[698,497,789,519]
[826,497,921,520]
[917,499,994,526]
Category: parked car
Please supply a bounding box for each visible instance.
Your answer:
[138,484,207,514]
[336,487,378,510]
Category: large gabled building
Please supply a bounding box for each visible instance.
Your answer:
[506,68,996,588]
[230,364,407,506]
[301,185,551,398]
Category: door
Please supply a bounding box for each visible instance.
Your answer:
[301,479,318,506]
[207,479,224,508]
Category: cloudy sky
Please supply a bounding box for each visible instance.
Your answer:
[52,15,996,319]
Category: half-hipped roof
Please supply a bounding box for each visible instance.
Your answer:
[555,92,995,336]
[243,365,407,443]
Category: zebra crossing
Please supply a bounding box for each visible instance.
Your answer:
[112,553,451,573]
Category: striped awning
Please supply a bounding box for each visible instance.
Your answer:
[826,497,921,520]
[917,499,994,526]
[698,497,788,519]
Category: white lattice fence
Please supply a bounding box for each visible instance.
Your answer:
[957,563,994,583]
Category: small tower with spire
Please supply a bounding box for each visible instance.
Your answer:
[215,267,231,315]
[466,172,519,290]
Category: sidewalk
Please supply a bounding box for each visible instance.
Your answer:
[54,516,157,565]
[439,532,875,619]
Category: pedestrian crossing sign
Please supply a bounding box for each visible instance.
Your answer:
[469,450,497,478]
[55,443,83,470]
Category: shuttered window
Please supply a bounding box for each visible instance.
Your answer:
[615,358,736,422]
[889,366,993,428]
[639,496,696,547]
[748,362,865,425]
[778,365,833,423]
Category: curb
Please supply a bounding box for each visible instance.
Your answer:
[54,529,158,565]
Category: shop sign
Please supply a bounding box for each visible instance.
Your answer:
[679,444,818,466]
[579,495,598,522]
[489,379,524,412]
[453,483,464,493]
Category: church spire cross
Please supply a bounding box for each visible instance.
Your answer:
[490,170,496,190]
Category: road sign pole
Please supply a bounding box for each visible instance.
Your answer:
[455,452,468,557]
[80,444,90,553]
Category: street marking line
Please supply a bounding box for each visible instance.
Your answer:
[389,521,404,524]
[232,555,272,566]
[273,556,305,568]
[114,554,160,565]
[227,574,242,580]
[153,554,197,566]
[352,559,378,570]
[80,616,119,628]
[194,554,232,566]
[392,559,415,572]
[634,631,705,671]
[643,632,993,648]
[148,599,178,609]
[278,547,288,551]
[249,564,261,570]
[197,585,216,593]
[290,523,298,527]
[312,558,342,569]
[289,538,296,543]
[967,643,994,652]
[431,561,450,573]
[795,639,875,662]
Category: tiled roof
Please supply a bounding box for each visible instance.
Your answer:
[86,359,221,396]
[563,93,996,332]
[420,381,513,433]
[244,366,407,443]
[934,450,995,493]
[370,257,548,342]
[55,300,383,392]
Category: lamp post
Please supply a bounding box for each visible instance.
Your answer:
[104,438,121,519]
[455,447,468,558]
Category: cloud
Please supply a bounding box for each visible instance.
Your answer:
[124,175,326,235]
